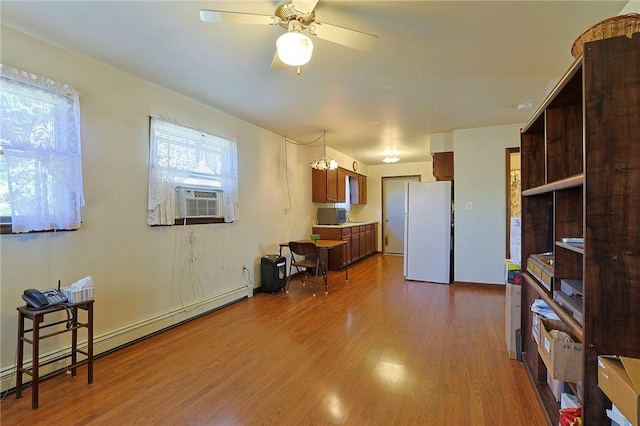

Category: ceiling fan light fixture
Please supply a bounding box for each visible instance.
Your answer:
[277,21,314,66]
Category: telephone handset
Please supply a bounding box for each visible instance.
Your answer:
[22,288,68,309]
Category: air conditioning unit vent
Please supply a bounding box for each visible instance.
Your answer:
[176,186,223,219]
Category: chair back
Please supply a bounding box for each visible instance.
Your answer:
[289,241,319,258]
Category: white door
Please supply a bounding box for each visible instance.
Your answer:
[404,181,452,283]
[383,176,419,254]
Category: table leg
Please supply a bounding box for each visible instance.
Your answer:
[71,306,78,377]
[31,313,41,409]
[15,312,24,400]
[87,303,93,384]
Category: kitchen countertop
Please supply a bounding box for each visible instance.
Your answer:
[313,221,378,228]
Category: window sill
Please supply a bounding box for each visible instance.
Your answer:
[0,224,78,234]
[174,217,225,225]
[148,217,227,227]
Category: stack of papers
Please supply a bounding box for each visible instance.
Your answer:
[531,299,560,320]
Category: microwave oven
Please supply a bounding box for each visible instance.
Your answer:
[317,208,347,225]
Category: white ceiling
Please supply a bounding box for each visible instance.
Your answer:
[0,1,627,164]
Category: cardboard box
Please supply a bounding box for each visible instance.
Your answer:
[537,317,583,383]
[504,261,522,360]
[541,268,553,289]
[505,282,522,310]
[527,254,553,291]
[598,355,640,426]
[505,283,521,359]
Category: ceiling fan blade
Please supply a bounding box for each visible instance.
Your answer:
[291,0,320,14]
[270,51,289,70]
[308,21,378,51]
[200,9,280,26]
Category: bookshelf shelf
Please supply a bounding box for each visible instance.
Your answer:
[521,175,583,197]
[555,242,584,255]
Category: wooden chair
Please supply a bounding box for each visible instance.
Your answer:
[287,241,328,296]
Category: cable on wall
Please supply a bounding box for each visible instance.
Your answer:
[283,136,292,212]
[177,228,205,313]
[281,132,326,213]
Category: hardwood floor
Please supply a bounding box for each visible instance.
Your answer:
[0,254,547,425]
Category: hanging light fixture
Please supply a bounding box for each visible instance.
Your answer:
[382,155,400,163]
[277,20,314,67]
[310,130,338,171]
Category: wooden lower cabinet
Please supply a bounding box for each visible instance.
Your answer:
[359,226,366,259]
[365,227,373,254]
[342,227,352,265]
[351,227,361,262]
[312,223,377,271]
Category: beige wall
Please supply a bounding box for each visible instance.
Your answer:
[453,124,522,284]
[0,25,313,389]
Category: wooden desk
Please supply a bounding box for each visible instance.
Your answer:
[279,239,349,283]
[16,301,94,409]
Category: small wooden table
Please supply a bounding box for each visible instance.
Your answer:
[16,300,94,409]
[280,239,349,283]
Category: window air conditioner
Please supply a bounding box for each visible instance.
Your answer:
[175,186,223,219]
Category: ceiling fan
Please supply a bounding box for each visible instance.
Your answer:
[200,0,379,72]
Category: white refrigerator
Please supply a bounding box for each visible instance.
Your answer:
[403,181,452,283]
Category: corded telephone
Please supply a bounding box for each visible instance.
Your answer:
[22,288,68,309]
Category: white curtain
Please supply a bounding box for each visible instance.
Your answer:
[147,117,238,225]
[0,64,84,233]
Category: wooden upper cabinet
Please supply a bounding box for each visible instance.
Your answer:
[312,168,328,202]
[313,167,366,204]
[433,152,454,181]
[349,173,367,205]
[326,168,338,201]
[312,168,340,202]
[337,168,347,203]
[358,175,367,204]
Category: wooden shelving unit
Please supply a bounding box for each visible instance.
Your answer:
[520,34,640,425]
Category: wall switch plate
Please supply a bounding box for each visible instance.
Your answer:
[466,201,473,210]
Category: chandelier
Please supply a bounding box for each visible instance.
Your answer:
[310,130,338,171]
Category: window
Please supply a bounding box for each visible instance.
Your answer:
[147,117,238,225]
[0,64,84,233]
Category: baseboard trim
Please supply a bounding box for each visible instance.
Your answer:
[1,285,250,393]
[453,280,505,289]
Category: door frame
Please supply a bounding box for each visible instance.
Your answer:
[381,174,421,254]
[505,147,521,259]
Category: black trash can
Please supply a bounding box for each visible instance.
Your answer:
[260,255,286,294]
